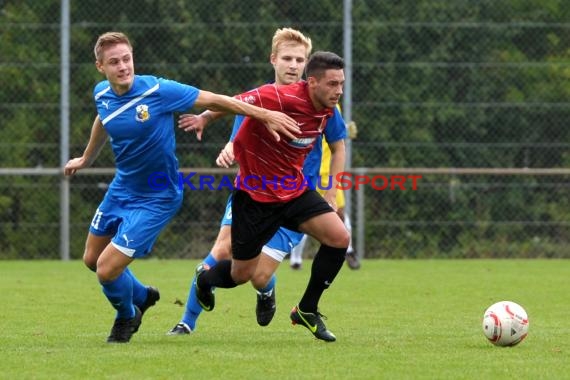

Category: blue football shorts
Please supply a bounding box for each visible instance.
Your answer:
[220,193,304,262]
[89,190,183,258]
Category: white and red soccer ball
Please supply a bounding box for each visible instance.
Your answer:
[482,301,529,347]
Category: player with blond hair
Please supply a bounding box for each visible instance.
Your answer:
[168,28,347,340]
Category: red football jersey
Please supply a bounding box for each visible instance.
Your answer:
[233,81,333,203]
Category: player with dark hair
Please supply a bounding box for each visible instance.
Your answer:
[188,51,349,342]
[168,29,347,336]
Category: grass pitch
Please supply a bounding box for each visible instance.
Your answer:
[0,259,568,379]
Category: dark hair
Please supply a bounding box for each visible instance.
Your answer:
[305,51,344,78]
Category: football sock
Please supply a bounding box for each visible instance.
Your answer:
[256,274,276,294]
[298,244,346,313]
[290,235,307,265]
[182,253,218,330]
[344,214,354,254]
[124,267,148,308]
[101,270,135,320]
[197,259,238,289]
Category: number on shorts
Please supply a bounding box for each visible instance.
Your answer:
[91,208,103,230]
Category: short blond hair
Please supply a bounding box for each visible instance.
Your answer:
[271,28,312,57]
[94,32,133,62]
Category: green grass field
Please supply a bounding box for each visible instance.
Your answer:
[1,259,568,379]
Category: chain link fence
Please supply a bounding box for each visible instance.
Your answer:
[1,0,569,259]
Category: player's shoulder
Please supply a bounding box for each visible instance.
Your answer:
[324,106,347,139]
[327,106,345,123]
[274,80,306,92]
[256,82,282,93]
[137,75,189,97]
[93,80,112,100]
[135,74,161,88]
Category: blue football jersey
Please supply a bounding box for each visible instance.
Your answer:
[93,75,200,198]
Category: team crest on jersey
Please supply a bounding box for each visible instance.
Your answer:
[135,104,150,122]
[243,95,256,104]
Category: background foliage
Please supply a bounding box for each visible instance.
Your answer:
[0,0,568,259]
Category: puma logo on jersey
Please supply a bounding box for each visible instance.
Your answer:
[122,234,134,246]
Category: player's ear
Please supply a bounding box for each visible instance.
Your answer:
[307,76,317,87]
[95,60,105,74]
[270,53,277,66]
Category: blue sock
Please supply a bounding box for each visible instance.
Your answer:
[101,270,135,320]
[257,274,276,294]
[182,253,219,330]
[124,267,148,308]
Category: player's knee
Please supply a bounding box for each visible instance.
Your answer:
[330,229,350,248]
[231,273,250,285]
[212,248,231,260]
[251,271,271,289]
[96,266,113,282]
[83,251,97,272]
[95,258,121,283]
[230,267,254,285]
[211,237,232,260]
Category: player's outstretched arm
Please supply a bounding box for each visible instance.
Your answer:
[64,115,108,176]
[194,90,300,141]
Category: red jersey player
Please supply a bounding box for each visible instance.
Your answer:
[196,51,349,342]
[233,80,333,202]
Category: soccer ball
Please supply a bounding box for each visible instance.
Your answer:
[482,301,529,347]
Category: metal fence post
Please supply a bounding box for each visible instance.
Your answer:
[60,0,70,260]
[343,0,355,256]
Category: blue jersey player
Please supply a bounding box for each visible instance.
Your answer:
[64,31,299,343]
[168,28,347,338]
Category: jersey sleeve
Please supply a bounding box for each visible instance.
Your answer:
[158,78,200,112]
[323,106,347,143]
[234,84,280,110]
[229,115,245,142]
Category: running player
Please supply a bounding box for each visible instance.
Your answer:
[64,31,297,343]
[168,28,347,336]
[189,51,349,342]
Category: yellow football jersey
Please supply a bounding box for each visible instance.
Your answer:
[317,105,345,208]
